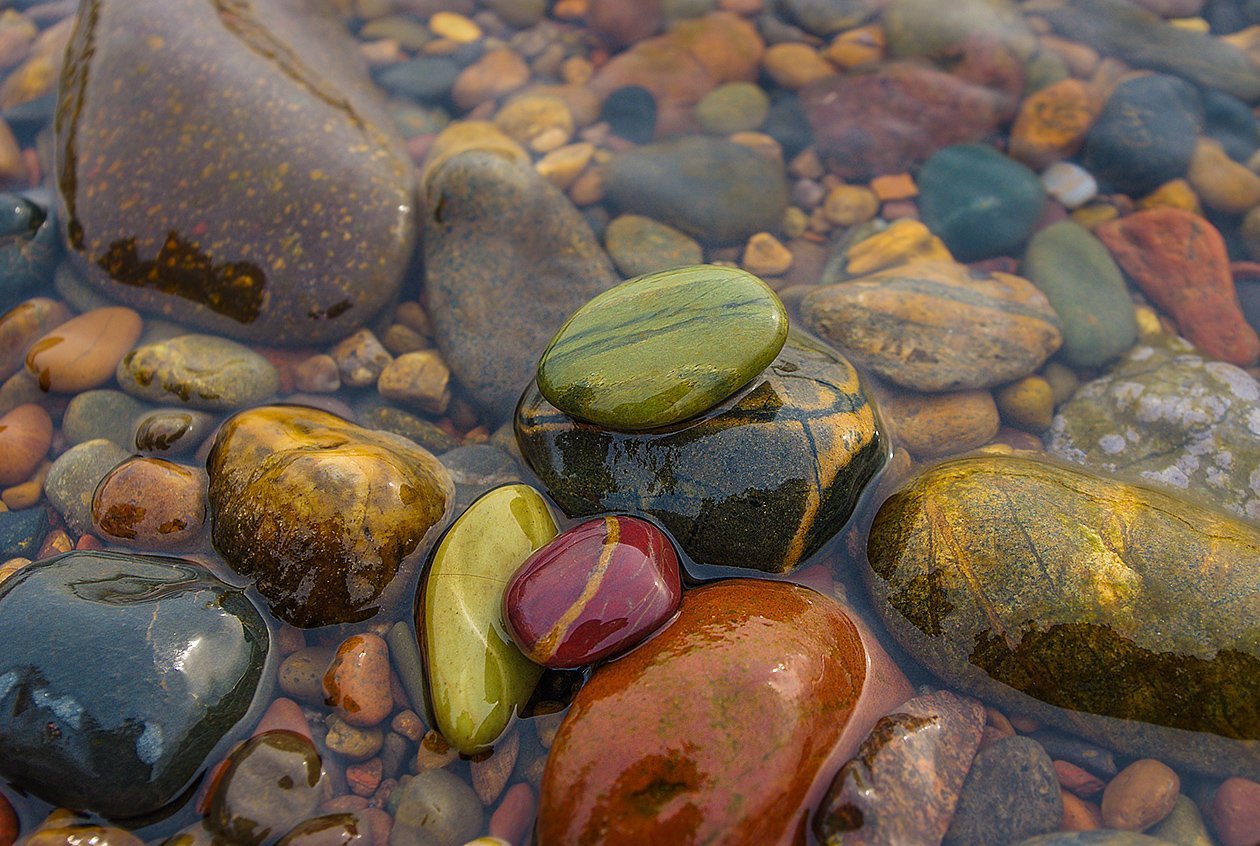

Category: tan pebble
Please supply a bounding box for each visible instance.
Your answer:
[429,11,482,43]
[463,839,511,846]
[2,478,41,510]
[394,301,433,338]
[494,93,574,149]
[985,707,1016,738]
[1136,178,1202,215]
[415,729,458,771]
[293,354,341,393]
[471,730,519,805]
[323,633,393,728]
[325,714,384,760]
[781,207,809,240]
[567,164,606,206]
[995,375,1054,433]
[729,131,782,165]
[1188,136,1260,215]
[1071,203,1122,230]
[788,147,824,180]
[360,38,402,66]
[823,24,885,69]
[36,528,72,559]
[391,709,424,742]
[1169,16,1210,31]
[763,43,834,89]
[379,324,427,357]
[0,557,29,585]
[881,389,1000,459]
[560,56,593,85]
[275,624,307,656]
[1041,362,1078,406]
[279,645,336,706]
[25,307,142,393]
[0,403,50,486]
[1008,713,1042,733]
[741,232,793,276]
[1101,758,1180,832]
[1134,305,1163,338]
[91,457,207,550]
[990,426,1045,452]
[0,298,71,382]
[452,48,530,111]
[822,185,879,227]
[378,350,451,415]
[422,121,529,183]
[869,173,917,201]
[1062,793,1104,831]
[536,142,594,190]
[844,219,952,276]
[329,328,392,389]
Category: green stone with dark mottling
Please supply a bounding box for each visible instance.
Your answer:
[55,0,415,344]
[517,332,885,574]
[117,335,279,410]
[865,454,1260,780]
[537,265,789,430]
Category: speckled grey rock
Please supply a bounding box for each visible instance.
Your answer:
[943,736,1062,846]
[62,389,152,448]
[1047,336,1260,521]
[43,439,130,535]
[116,334,279,410]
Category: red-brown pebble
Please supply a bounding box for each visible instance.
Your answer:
[346,758,383,798]
[1062,793,1104,831]
[254,697,312,741]
[1055,760,1106,798]
[0,791,17,846]
[0,298,70,382]
[323,633,392,728]
[36,528,72,559]
[490,783,536,846]
[357,807,392,846]
[0,403,50,486]
[24,306,142,392]
[1101,758,1180,831]
[91,457,207,550]
[1211,777,1260,846]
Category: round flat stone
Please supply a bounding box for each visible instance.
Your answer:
[536,264,789,430]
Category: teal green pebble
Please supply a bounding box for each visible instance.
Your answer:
[536,264,789,430]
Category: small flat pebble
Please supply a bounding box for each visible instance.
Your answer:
[25,306,142,393]
[61,389,150,448]
[293,354,341,393]
[323,715,383,761]
[996,375,1055,432]
[0,505,44,558]
[330,329,393,389]
[0,297,70,382]
[116,334,280,410]
[1101,759,1180,833]
[390,769,482,846]
[377,351,451,415]
[91,456,207,550]
[132,409,216,456]
[944,736,1063,846]
[43,438,129,535]
[323,633,392,728]
[358,404,459,454]
[278,646,336,707]
[695,82,769,134]
[0,402,49,486]
[881,388,999,458]
[1148,795,1212,846]
[1042,162,1099,209]
[603,214,703,278]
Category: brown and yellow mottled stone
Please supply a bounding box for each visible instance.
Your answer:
[55,0,415,344]
[866,454,1260,780]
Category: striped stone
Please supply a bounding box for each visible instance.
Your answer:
[537,264,789,430]
[517,332,886,574]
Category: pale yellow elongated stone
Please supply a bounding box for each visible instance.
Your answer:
[420,484,557,754]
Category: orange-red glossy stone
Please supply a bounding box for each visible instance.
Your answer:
[537,579,867,846]
[503,515,681,668]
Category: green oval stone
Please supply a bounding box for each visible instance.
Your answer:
[536,264,789,430]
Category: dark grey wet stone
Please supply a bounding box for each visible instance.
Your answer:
[424,151,618,423]
[208,731,324,846]
[0,193,59,312]
[1028,729,1119,778]
[376,57,460,103]
[0,551,271,820]
[1084,74,1202,196]
[62,389,152,449]
[0,506,46,558]
[777,0,883,35]
[943,736,1063,846]
[763,93,814,159]
[1204,88,1260,163]
[116,335,279,411]
[133,408,218,456]
[43,438,130,535]
[438,444,522,512]
[600,86,657,145]
[357,403,459,454]
[604,136,789,245]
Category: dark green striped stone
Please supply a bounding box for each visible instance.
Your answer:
[536,265,789,430]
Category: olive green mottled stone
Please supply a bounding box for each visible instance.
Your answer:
[418,484,556,755]
[537,265,789,430]
[117,335,279,410]
[56,0,416,343]
[866,454,1260,780]
[518,332,886,574]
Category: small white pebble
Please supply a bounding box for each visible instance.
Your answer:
[1040,161,1098,209]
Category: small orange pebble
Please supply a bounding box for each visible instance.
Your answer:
[1062,793,1104,831]
[36,528,72,559]
[74,533,103,551]
[1055,760,1107,798]
[870,172,917,201]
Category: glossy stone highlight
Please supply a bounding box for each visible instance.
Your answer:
[418,484,557,755]
[537,265,787,430]
[504,515,681,668]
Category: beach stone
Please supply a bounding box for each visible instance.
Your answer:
[91,456,207,550]
[780,0,883,36]
[451,48,530,112]
[504,515,682,668]
[116,334,278,410]
[517,332,885,574]
[0,551,270,819]
[0,402,49,486]
[801,54,1020,181]
[278,646,335,707]
[763,43,836,90]
[61,389,149,448]
[56,0,415,344]
[1101,759,1179,832]
[389,769,483,846]
[1009,79,1098,170]
[494,93,573,151]
[207,405,454,628]
[358,404,458,455]
[996,376,1055,433]
[879,388,999,458]
[536,265,788,430]
[0,506,43,559]
[603,214,703,277]
[604,136,787,245]
[322,633,391,728]
[0,298,70,382]
[814,689,986,846]
[588,0,662,46]
[274,814,368,846]
[0,196,58,313]
[377,351,450,416]
[1096,208,1259,367]
[1148,795,1212,846]
[538,579,868,845]
[598,85,659,145]
[437,444,522,512]
[694,81,769,134]
[418,484,555,755]
[943,736,1063,846]
[1021,221,1138,369]
[133,408,216,456]
[24,306,141,393]
[207,731,324,846]
[799,260,1062,392]
[1203,89,1259,164]
[329,329,391,390]
[43,438,129,535]
[918,144,1046,261]
[1041,163,1099,210]
[865,453,1260,780]
[1036,0,1260,103]
[377,57,459,103]
[424,151,618,423]
[882,0,1035,61]
[322,715,381,761]
[1187,136,1260,214]
[1083,75,1202,197]
[1210,777,1260,846]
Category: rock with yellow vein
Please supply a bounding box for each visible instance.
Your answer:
[516,332,885,574]
[843,219,953,278]
[866,453,1260,780]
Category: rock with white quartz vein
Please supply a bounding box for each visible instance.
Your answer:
[1047,335,1260,520]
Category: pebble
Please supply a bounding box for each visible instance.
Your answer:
[1101,759,1180,832]
[0,505,44,559]
[115,333,279,410]
[0,792,13,846]
[61,389,150,449]
[24,306,142,393]
[133,408,216,456]
[494,92,573,151]
[1210,777,1260,846]
[535,142,595,190]
[880,388,999,458]
[324,715,383,761]
[470,730,518,804]
[377,57,460,102]
[1009,79,1098,170]
[742,232,793,276]
[279,646,336,707]
[823,184,880,227]
[0,298,69,382]
[694,82,769,134]
[504,515,681,668]
[377,351,451,415]
[1148,795,1213,846]
[275,814,370,846]
[1185,136,1260,215]
[763,43,835,90]
[1061,793,1104,832]
[293,354,341,394]
[43,438,129,535]
[1041,162,1099,209]
[389,769,483,846]
[91,456,207,550]
[330,329,392,390]
[0,403,49,486]
[451,47,530,111]
[208,731,325,844]
[943,736,1063,846]
[1056,760,1106,799]
[994,375,1055,433]
[323,633,392,728]
[603,214,703,278]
